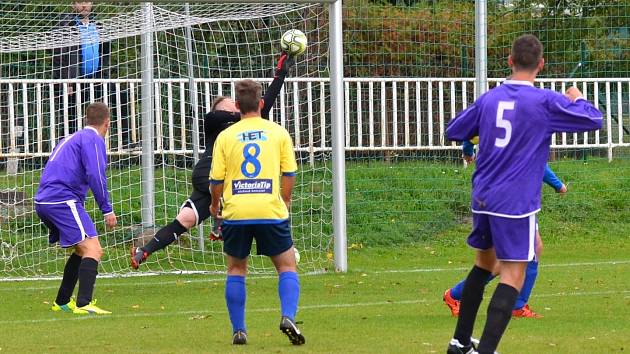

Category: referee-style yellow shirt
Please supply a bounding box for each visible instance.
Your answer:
[209,117,297,224]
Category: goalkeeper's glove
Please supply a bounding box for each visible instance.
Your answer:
[209,217,223,241]
[275,52,296,78]
[209,197,223,241]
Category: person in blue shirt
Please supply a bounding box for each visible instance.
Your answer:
[443,139,567,319]
[35,102,117,315]
[52,2,110,137]
[52,2,110,81]
[52,2,130,149]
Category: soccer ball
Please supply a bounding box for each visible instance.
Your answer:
[294,247,301,264]
[280,29,307,56]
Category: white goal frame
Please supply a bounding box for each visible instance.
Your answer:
[133,0,347,271]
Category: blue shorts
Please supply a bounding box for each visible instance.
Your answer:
[467,213,537,262]
[222,220,293,259]
[35,201,98,248]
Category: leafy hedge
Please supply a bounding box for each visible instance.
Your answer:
[344,0,630,78]
[1,1,628,79]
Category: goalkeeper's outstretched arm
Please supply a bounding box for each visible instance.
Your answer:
[262,52,295,119]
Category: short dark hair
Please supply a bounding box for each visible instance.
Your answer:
[235,80,262,114]
[211,96,229,112]
[86,102,110,126]
[511,34,543,71]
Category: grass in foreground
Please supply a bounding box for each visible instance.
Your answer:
[1,234,628,354]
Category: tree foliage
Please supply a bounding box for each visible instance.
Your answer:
[345,0,630,77]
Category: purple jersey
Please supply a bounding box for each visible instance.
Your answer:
[447,80,602,217]
[35,127,113,215]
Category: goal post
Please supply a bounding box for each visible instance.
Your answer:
[0,0,346,278]
[140,2,155,232]
[328,0,347,272]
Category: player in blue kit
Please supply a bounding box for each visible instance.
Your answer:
[445,34,602,354]
[35,102,117,315]
[443,139,567,319]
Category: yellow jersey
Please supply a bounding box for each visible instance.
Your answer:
[209,117,297,224]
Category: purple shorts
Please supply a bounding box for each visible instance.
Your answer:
[467,213,537,262]
[35,201,98,248]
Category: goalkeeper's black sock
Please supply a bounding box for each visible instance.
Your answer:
[76,257,99,307]
[55,252,82,305]
[453,265,492,346]
[141,219,188,255]
[477,283,519,354]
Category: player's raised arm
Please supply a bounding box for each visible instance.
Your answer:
[446,102,481,142]
[546,87,603,133]
[205,110,239,124]
[261,52,295,119]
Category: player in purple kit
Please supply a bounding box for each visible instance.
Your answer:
[445,34,602,354]
[35,102,117,315]
[443,142,567,319]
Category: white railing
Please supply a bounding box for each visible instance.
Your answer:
[1,77,629,160]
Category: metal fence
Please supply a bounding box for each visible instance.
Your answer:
[2,77,629,161]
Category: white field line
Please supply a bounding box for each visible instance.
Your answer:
[1,290,629,326]
[374,259,630,274]
[0,275,279,292]
[0,269,326,283]
[2,259,629,292]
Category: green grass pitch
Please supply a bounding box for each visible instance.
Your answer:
[1,236,629,353]
[1,153,629,352]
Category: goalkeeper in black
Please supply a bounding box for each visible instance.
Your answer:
[131,53,295,269]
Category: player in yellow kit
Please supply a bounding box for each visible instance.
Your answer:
[209,79,304,346]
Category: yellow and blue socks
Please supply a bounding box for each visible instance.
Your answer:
[55,252,82,306]
[226,275,247,333]
[278,271,300,320]
[515,260,538,309]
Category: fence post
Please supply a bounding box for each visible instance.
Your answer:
[606,82,613,162]
[329,0,347,272]
[475,0,488,97]
[141,2,155,228]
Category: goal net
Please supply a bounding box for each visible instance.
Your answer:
[0,1,333,278]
